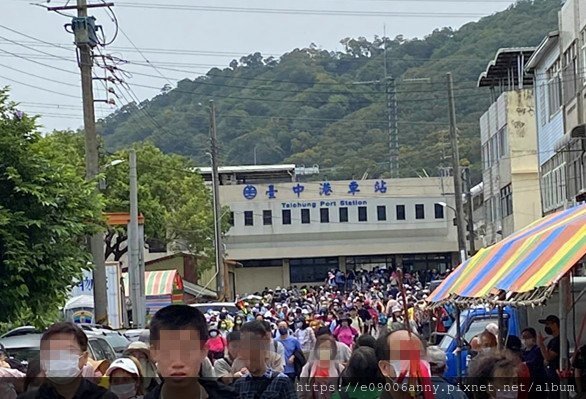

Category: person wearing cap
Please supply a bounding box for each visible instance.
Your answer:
[427,345,466,399]
[538,314,568,385]
[122,342,159,394]
[106,357,144,399]
[333,316,359,349]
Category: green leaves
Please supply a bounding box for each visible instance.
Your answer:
[0,88,103,329]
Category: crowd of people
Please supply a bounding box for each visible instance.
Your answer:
[0,267,585,399]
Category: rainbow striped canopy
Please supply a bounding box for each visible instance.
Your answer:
[428,203,586,306]
[123,270,182,296]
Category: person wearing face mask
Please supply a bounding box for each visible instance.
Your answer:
[521,328,547,398]
[232,315,244,331]
[17,322,117,399]
[333,316,359,349]
[294,319,316,362]
[207,328,228,363]
[538,315,569,387]
[299,335,344,399]
[122,342,160,394]
[276,321,303,381]
[375,328,433,399]
[105,357,144,399]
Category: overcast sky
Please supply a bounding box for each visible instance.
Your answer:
[2,0,515,132]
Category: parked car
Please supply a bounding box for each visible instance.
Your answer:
[190,301,239,315]
[124,328,149,343]
[80,325,129,355]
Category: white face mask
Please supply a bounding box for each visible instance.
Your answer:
[41,351,82,384]
[110,382,137,399]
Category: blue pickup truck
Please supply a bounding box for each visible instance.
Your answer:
[437,276,586,383]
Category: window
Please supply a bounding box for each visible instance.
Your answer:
[290,257,338,283]
[582,30,586,87]
[500,184,513,217]
[498,127,508,159]
[377,205,387,221]
[228,212,234,226]
[244,211,253,226]
[282,209,291,225]
[301,208,310,224]
[415,204,425,220]
[358,206,367,222]
[320,208,330,223]
[434,203,444,219]
[547,59,562,116]
[396,205,406,220]
[263,210,272,225]
[339,207,348,223]
[562,42,578,104]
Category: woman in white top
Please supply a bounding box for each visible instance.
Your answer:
[294,319,316,361]
[299,334,344,399]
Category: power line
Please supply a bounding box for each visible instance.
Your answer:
[0,73,80,98]
[115,2,489,18]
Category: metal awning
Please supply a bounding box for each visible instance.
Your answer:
[478,47,535,89]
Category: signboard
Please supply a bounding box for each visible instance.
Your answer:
[242,180,388,200]
[67,262,123,329]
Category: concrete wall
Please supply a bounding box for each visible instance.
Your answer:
[506,90,542,230]
[235,266,284,294]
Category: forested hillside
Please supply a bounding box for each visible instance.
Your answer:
[97,0,560,182]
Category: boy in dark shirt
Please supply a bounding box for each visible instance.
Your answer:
[145,304,237,399]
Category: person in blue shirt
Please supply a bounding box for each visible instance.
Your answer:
[276,321,302,381]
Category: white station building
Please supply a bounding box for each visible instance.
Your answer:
[200,165,460,294]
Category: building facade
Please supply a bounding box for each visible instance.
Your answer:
[528,0,586,214]
[209,166,459,293]
[478,49,543,245]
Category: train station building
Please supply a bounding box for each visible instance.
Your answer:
[200,165,460,294]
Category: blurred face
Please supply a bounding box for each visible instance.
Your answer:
[239,332,269,374]
[150,329,205,386]
[228,340,240,359]
[40,333,88,381]
[378,331,425,381]
[317,341,334,362]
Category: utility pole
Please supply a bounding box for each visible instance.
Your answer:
[463,167,476,255]
[447,72,467,263]
[209,100,225,300]
[128,149,144,328]
[48,0,113,325]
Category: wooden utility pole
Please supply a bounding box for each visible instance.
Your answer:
[447,72,467,264]
[209,100,225,300]
[48,0,114,324]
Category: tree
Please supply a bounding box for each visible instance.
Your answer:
[100,142,227,272]
[0,89,103,328]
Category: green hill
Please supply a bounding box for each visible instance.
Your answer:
[97,0,560,182]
